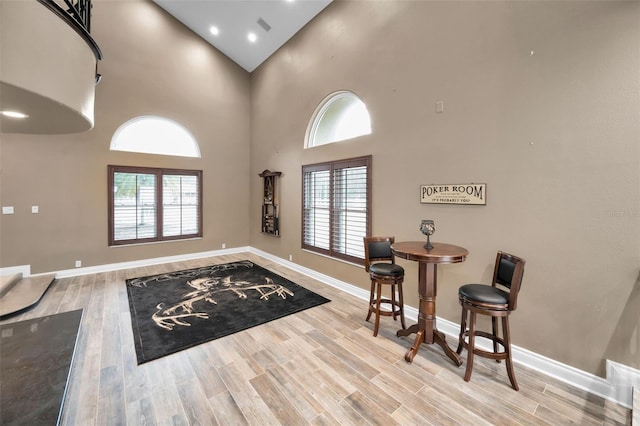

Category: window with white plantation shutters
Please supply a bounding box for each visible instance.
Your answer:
[162,174,199,237]
[112,170,157,242]
[303,167,331,251]
[108,166,202,246]
[302,156,371,265]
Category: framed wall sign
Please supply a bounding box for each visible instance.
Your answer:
[420,183,486,205]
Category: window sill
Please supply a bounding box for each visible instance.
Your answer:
[302,249,365,269]
[109,237,202,248]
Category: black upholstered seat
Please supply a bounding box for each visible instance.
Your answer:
[369,263,404,277]
[456,251,526,390]
[363,236,406,337]
[458,284,509,306]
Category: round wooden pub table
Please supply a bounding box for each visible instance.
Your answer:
[391,241,468,365]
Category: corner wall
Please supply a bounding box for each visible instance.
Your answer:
[249,0,640,377]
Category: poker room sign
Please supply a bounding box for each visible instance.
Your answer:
[420,183,486,205]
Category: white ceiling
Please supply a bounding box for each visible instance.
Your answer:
[152,0,333,73]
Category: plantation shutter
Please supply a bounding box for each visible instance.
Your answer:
[162,174,200,238]
[109,166,202,246]
[332,162,368,260]
[112,171,158,243]
[303,166,331,251]
[302,156,371,264]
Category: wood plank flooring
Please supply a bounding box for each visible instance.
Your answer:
[0,253,631,425]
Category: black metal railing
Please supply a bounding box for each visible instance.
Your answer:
[38,0,103,61]
[62,0,92,33]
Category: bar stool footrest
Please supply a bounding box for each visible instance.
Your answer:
[459,330,508,361]
[369,299,403,318]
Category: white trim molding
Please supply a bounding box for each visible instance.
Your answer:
[0,264,31,278]
[54,246,251,278]
[606,360,640,409]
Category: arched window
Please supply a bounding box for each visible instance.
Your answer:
[108,116,202,246]
[305,91,371,148]
[110,116,201,158]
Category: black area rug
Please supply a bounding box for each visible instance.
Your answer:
[126,260,330,364]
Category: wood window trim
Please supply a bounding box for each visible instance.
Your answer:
[301,155,372,265]
[108,165,203,246]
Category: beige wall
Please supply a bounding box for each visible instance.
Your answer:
[250,0,640,376]
[0,0,638,379]
[0,0,251,272]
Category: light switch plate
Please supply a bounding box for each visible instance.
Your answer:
[2,206,14,215]
[32,206,39,214]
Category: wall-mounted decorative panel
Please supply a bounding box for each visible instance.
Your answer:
[259,170,281,236]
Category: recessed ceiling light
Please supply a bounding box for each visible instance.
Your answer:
[209,26,219,36]
[247,32,257,43]
[1,110,29,119]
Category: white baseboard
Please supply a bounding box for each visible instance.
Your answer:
[53,246,251,278]
[607,360,640,409]
[0,264,31,277]
[5,247,637,409]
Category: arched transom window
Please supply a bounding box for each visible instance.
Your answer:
[305,91,371,148]
[110,115,201,158]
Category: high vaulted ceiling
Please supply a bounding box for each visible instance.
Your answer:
[152,0,333,73]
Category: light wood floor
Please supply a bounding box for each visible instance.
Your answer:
[1,252,631,425]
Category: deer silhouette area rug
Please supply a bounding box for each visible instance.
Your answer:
[125,260,330,364]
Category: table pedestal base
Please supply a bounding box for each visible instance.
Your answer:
[390,242,468,368]
[397,324,463,366]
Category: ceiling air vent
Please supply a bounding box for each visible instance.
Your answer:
[257,18,271,32]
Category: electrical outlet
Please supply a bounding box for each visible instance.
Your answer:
[2,206,14,215]
[289,254,293,262]
[222,243,226,249]
[32,206,39,214]
[75,260,82,268]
